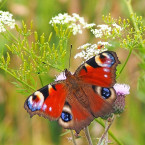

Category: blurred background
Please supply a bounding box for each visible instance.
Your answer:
[0,0,145,145]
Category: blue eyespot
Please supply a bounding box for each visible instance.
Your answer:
[101,88,111,99]
[61,111,72,122]
[108,53,115,66]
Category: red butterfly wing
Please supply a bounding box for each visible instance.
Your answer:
[82,85,116,117]
[75,51,120,87]
[24,81,67,120]
[58,91,94,134]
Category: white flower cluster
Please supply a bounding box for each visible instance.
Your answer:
[91,23,123,38]
[0,11,15,33]
[74,42,109,60]
[50,13,123,61]
[49,13,95,35]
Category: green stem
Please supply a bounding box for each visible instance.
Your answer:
[0,67,35,91]
[98,116,114,145]
[70,130,77,145]
[38,74,44,87]
[95,119,123,145]
[84,127,93,145]
[117,47,133,78]
[4,26,19,43]
[0,0,7,9]
[123,0,144,48]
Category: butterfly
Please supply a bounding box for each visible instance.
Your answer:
[24,51,120,133]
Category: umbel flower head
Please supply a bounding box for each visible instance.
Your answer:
[0,11,15,33]
[49,13,96,35]
[74,42,111,60]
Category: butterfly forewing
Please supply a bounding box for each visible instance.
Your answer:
[75,51,120,87]
[24,81,67,120]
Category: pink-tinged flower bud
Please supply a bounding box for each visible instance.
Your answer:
[101,83,130,120]
[113,84,130,114]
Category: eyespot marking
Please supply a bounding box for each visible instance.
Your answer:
[92,86,111,99]
[61,111,72,122]
[95,52,116,67]
[48,84,56,93]
[27,91,44,112]
[39,86,49,100]
[58,103,73,128]
[101,88,111,99]
[86,56,100,68]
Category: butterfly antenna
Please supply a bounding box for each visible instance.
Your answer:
[68,44,72,70]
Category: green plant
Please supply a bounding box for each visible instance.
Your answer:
[0,0,145,144]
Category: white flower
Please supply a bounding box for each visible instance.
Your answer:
[91,29,103,38]
[49,13,98,36]
[74,51,86,59]
[77,43,91,49]
[91,24,112,38]
[0,11,15,33]
[113,83,130,95]
[97,24,111,31]
[69,23,82,35]
[55,72,66,81]
[112,23,123,31]
[97,41,112,46]
[74,43,108,60]
[83,23,96,29]
[72,13,85,25]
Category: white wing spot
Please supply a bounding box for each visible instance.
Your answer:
[103,68,110,72]
[49,107,52,112]
[42,104,47,111]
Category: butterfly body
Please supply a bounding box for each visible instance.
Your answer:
[24,51,120,133]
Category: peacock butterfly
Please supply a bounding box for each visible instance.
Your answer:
[24,51,120,133]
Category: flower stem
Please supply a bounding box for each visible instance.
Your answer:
[117,46,133,78]
[95,118,123,145]
[38,74,44,87]
[98,116,114,145]
[70,130,77,145]
[84,127,93,145]
[0,67,35,91]
[4,26,19,43]
[0,0,7,9]
[123,0,144,48]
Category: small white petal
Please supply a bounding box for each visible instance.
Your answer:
[55,72,66,81]
[97,41,112,46]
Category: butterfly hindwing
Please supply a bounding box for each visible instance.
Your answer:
[75,51,120,87]
[24,81,67,120]
[58,92,94,134]
[82,84,116,117]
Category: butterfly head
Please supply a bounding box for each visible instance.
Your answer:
[64,69,72,77]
